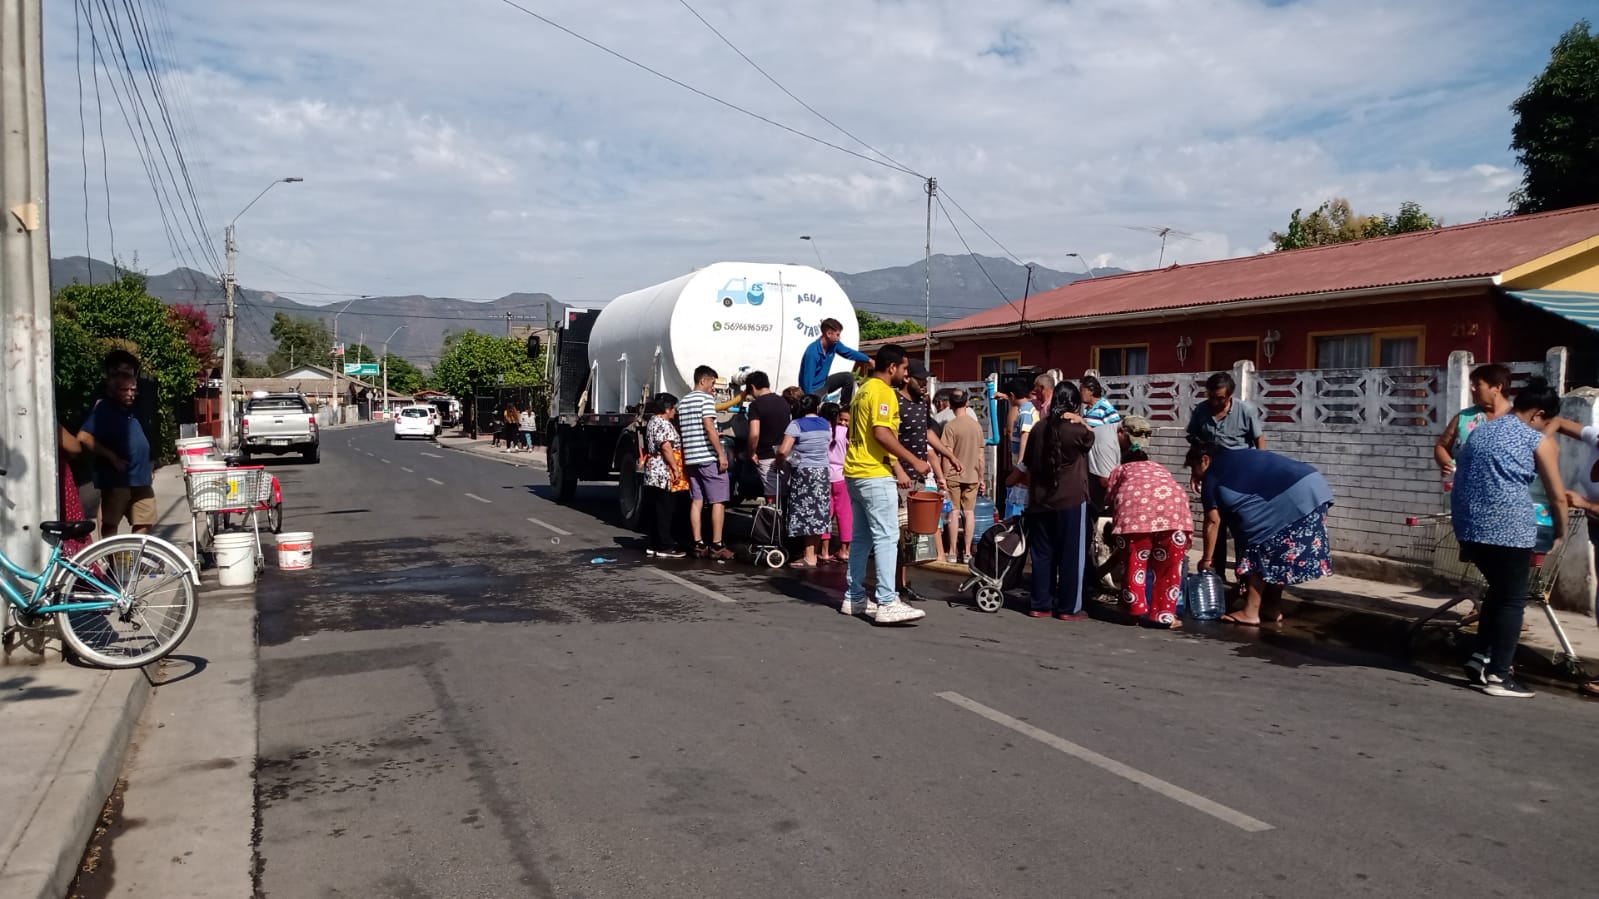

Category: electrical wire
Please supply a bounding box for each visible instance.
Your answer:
[936,196,1024,319]
[84,2,116,269]
[75,2,94,283]
[939,190,1024,265]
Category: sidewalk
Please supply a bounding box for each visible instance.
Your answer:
[437,431,547,469]
[0,465,198,899]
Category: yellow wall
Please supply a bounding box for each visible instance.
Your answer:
[1502,239,1599,291]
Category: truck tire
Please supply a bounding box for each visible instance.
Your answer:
[303,444,320,464]
[616,435,644,531]
[549,430,577,503]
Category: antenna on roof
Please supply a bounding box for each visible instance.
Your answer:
[1123,225,1198,267]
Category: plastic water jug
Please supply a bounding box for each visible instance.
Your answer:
[1184,569,1226,621]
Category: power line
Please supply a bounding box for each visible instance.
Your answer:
[489,0,918,177]
[939,190,1024,265]
[936,195,1024,319]
[75,2,93,282]
[84,2,116,267]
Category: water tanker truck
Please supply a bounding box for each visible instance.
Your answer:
[544,262,859,526]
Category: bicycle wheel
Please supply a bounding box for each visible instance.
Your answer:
[53,538,198,669]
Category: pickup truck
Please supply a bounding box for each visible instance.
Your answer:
[239,393,320,463]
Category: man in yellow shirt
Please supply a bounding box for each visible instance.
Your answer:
[843,344,933,624]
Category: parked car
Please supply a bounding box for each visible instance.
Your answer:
[240,393,319,463]
[394,405,436,440]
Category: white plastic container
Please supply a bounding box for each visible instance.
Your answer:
[213,532,258,586]
[184,458,227,473]
[176,437,216,464]
[586,263,858,413]
[275,531,314,570]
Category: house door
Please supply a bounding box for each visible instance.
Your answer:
[1207,338,1259,371]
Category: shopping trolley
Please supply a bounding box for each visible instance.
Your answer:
[1404,510,1589,677]
[185,466,273,569]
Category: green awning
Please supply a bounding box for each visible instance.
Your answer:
[1508,289,1599,333]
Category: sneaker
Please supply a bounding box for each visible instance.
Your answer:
[1463,653,1490,686]
[873,600,926,625]
[1027,610,1054,619]
[692,543,710,559]
[839,598,876,617]
[1479,674,1535,698]
[645,548,657,558]
[710,544,736,562]
[656,548,686,560]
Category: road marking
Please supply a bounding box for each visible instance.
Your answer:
[526,517,572,537]
[935,691,1274,833]
[420,451,442,458]
[400,467,414,473]
[426,477,445,485]
[464,492,492,504]
[380,458,391,464]
[647,568,735,604]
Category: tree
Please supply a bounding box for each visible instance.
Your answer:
[856,309,924,341]
[1509,20,1599,214]
[54,271,200,460]
[266,312,333,373]
[1269,198,1442,250]
[429,331,542,399]
[382,354,425,395]
[168,303,215,375]
[343,343,380,364]
[231,355,274,378]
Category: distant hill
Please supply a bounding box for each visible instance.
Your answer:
[49,254,1123,368]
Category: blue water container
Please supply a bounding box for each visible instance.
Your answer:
[972,495,997,538]
[1184,569,1226,621]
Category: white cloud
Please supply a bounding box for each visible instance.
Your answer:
[40,0,1590,303]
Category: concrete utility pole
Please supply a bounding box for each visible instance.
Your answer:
[505,311,512,338]
[382,325,405,417]
[221,176,301,451]
[0,0,57,574]
[330,296,358,424]
[922,176,937,370]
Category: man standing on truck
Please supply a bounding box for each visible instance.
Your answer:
[679,366,736,561]
[842,344,932,625]
[800,318,871,403]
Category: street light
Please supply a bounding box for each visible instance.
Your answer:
[381,324,406,417]
[799,235,826,270]
[1065,252,1097,278]
[221,176,302,453]
[330,295,364,423]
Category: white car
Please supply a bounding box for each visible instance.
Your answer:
[394,405,435,440]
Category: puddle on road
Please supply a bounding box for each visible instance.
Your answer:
[257,533,708,644]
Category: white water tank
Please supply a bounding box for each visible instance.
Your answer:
[586,263,860,413]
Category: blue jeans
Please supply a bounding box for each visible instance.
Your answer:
[1026,504,1090,614]
[846,476,899,605]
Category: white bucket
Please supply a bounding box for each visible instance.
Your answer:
[185,458,227,473]
[214,532,258,586]
[176,437,216,463]
[275,531,314,570]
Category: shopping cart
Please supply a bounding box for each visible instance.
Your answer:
[1405,510,1588,677]
[185,465,273,569]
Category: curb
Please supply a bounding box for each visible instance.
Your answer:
[439,438,548,471]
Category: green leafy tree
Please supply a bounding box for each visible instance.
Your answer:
[266,312,333,373]
[231,355,274,378]
[54,271,200,460]
[1270,198,1441,250]
[430,330,542,399]
[343,342,380,364]
[381,354,426,395]
[856,309,924,341]
[1510,20,1599,214]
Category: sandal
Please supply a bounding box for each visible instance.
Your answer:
[1580,681,1599,698]
[1220,613,1262,628]
[788,560,819,569]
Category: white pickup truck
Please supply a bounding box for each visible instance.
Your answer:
[240,393,320,463]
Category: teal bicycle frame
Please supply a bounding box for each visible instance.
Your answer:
[0,538,129,617]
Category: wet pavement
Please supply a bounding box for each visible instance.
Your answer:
[250,425,1599,898]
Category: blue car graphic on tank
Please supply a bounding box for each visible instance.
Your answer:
[717,278,765,307]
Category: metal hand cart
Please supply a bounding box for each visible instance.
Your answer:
[1405,510,1589,677]
[185,466,274,569]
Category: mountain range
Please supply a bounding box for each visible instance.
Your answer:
[49,254,1119,368]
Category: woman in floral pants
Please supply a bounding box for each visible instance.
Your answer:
[1103,433,1193,628]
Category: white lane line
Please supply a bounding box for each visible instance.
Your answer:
[426,477,445,485]
[419,451,442,458]
[647,568,735,604]
[463,492,492,504]
[400,467,414,473]
[380,458,391,464]
[526,517,572,537]
[935,691,1273,833]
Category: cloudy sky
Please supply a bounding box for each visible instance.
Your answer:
[41,0,1590,306]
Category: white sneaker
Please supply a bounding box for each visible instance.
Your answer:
[839,598,872,617]
[872,600,926,625]
[867,600,880,618]
[1463,653,1489,686]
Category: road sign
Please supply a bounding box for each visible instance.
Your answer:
[343,363,380,376]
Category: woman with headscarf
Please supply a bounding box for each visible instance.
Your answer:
[1186,442,1334,629]
[1014,381,1096,619]
[1450,378,1567,698]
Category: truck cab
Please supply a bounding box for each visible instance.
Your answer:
[239,392,320,463]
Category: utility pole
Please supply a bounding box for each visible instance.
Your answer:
[1,0,58,574]
[505,311,513,338]
[330,296,357,425]
[382,325,405,418]
[220,176,300,451]
[922,176,937,370]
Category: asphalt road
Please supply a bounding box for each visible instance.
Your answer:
[252,425,1599,898]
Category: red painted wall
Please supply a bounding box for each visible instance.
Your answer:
[929,289,1532,379]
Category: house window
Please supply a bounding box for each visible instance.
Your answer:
[979,353,1021,379]
[1093,345,1149,377]
[1311,328,1424,369]
[1207,338,1260,370]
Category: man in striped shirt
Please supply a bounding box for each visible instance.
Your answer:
[678,365,735,561]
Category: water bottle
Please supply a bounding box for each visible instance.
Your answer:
[1185,569,1226,621]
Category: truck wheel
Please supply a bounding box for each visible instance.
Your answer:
[617,450,644,531]
[303,444,320,464]
[549,431,577,503]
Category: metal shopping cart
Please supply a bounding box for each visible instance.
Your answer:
[185,465,274,569]
[1404,510,1589,677]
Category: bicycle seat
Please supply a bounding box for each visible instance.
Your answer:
[40,521,97,540]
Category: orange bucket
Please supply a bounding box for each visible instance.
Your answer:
[907,490,943,535]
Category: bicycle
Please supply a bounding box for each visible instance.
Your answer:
[1,467,200,668]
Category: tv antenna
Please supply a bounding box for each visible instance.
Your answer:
[1123,225,1197,267]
